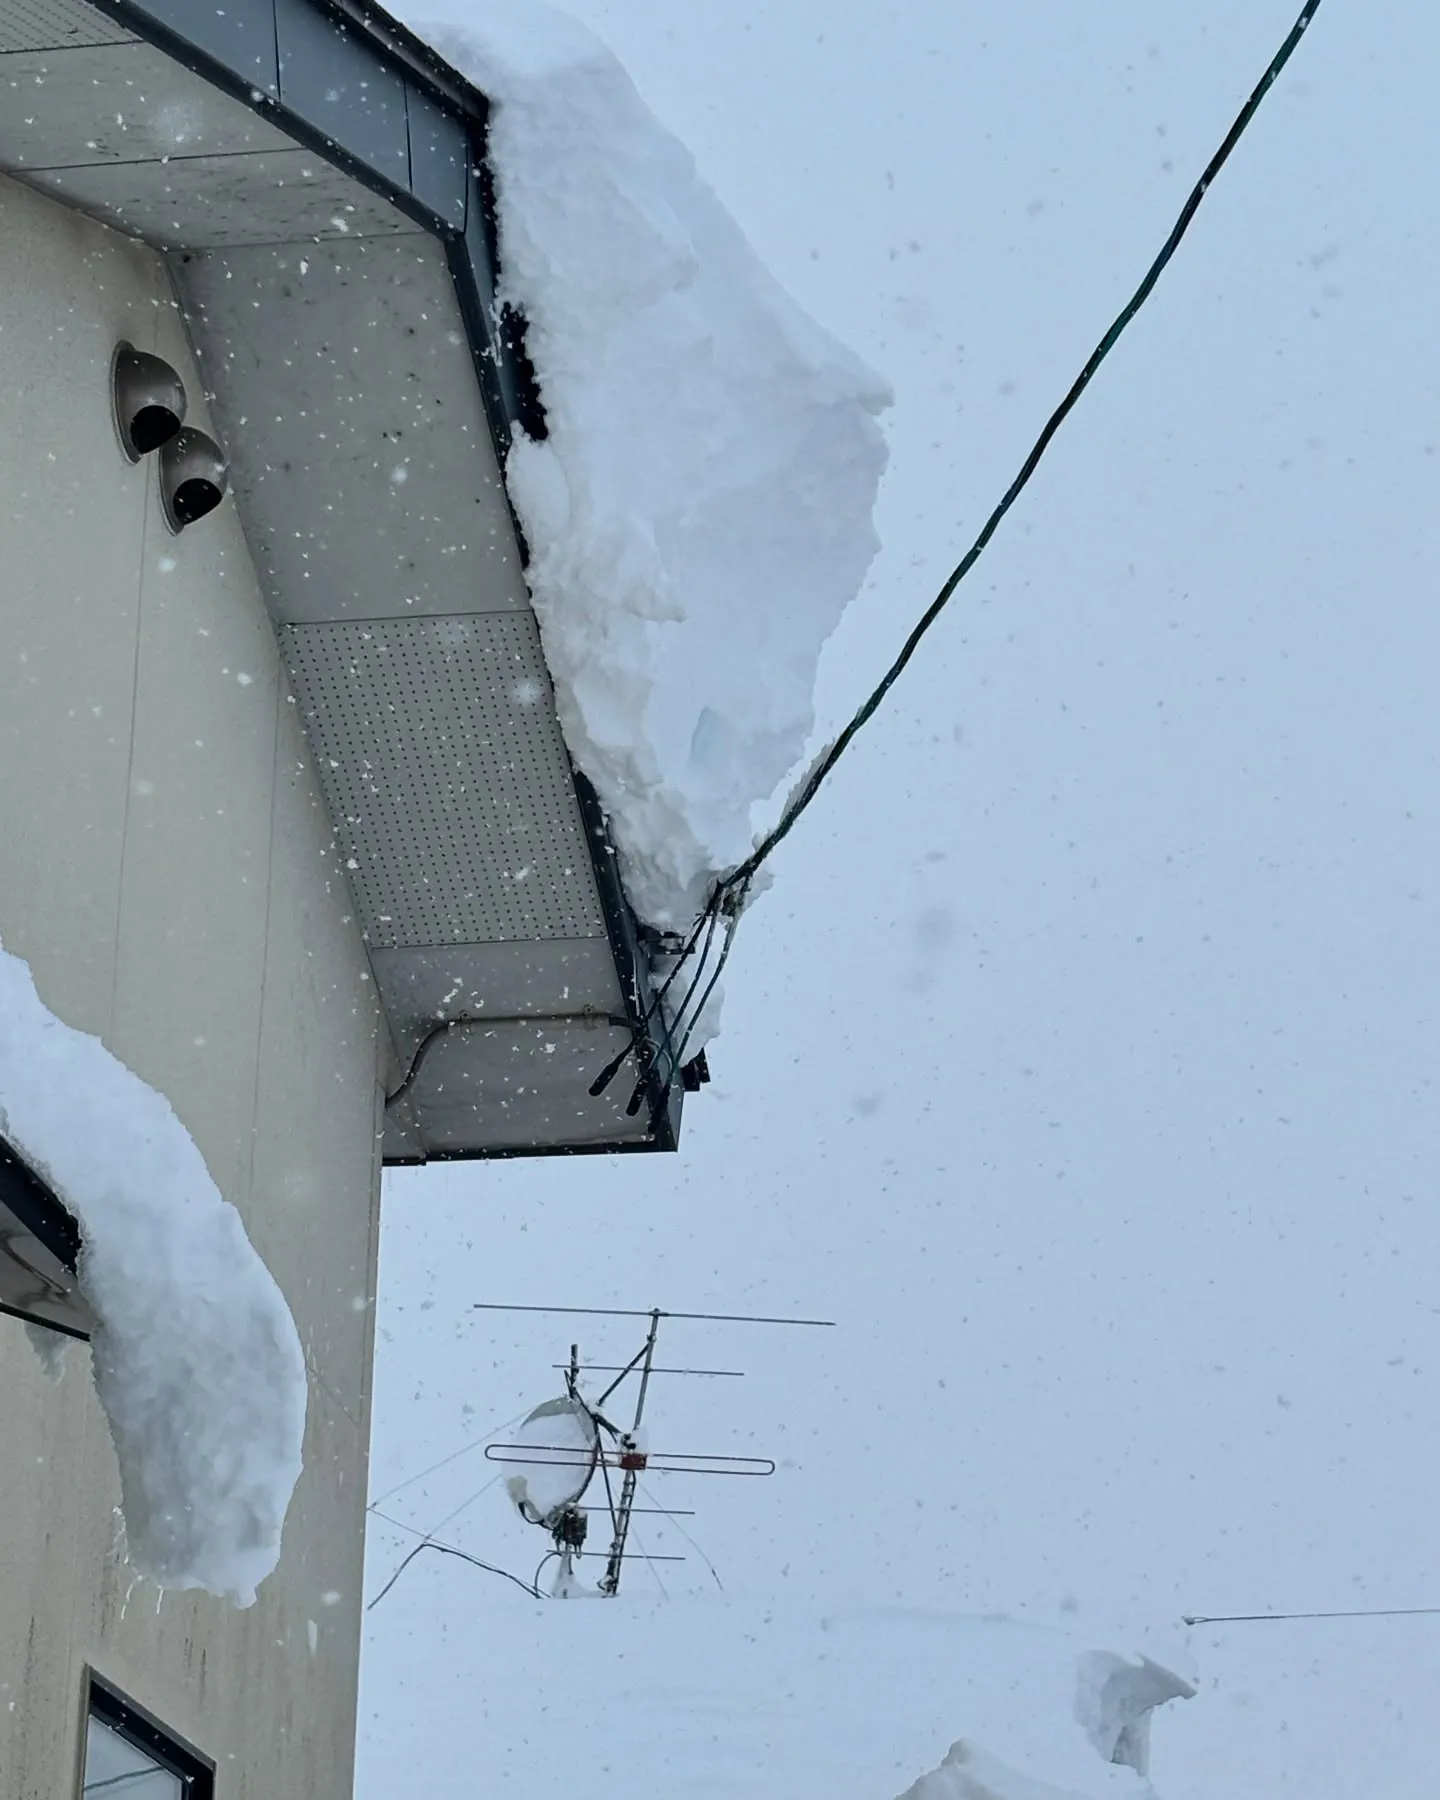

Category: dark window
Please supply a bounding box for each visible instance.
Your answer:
[82,1678,214,1799]
[0,1139,93,1340]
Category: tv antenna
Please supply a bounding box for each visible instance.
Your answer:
[477,1301,833,1596]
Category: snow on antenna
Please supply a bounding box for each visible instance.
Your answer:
[478,1301,832,1596]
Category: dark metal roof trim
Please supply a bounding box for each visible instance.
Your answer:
[1,1141,81,1271]
[312,0,493,116]
[88,0,680,1156]
[0,1139,92,1341]
[385,1129,677,1167]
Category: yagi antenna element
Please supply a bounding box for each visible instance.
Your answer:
[473,1302,836,1328]
[485,1302,831,1596]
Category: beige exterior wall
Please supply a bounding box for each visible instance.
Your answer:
[0,173,384,1797]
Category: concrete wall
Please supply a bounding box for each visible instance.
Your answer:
[0,172,384,1798]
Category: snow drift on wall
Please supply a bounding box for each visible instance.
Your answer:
[407,1,891,931]
[0,942,306,1607]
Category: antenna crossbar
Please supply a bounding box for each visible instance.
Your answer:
[554,1363,745,1378]
[486,1443,775,1478]
[474,1302,835,1328]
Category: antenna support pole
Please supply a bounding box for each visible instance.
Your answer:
[600,1308,661,1595]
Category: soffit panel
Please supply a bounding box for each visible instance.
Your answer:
[20,149,419,246]
[0,33,421,247]
[394,1021,653,1155]
[173,234,531,623]
[0,0,134,53]
[370,941,627,1047]
[0,42,292,168]
[279,615,607,949]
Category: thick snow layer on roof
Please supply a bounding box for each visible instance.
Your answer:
[0,943,305,1607]
[361,1583,1194,1798]
[407,2,890,930]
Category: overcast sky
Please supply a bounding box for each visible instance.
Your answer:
[361,4,1440,1793]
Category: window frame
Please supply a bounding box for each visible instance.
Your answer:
[83,1675,216,1799]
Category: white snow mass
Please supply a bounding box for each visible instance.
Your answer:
[0,941,306,1607]
[408,1,891,930]
[361,1592,1195,1799]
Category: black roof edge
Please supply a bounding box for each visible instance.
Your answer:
[314,0,488,116]
[96,0,680,1153]
[0,1140,83,1275]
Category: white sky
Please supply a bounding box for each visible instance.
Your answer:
[361,3,1440,1793]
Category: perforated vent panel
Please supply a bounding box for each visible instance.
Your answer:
[281,615,607,948]
[0,0,133,52]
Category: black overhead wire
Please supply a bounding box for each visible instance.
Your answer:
[645,881,751,1105]
[366,1529,541,1610]
[589,896,722,1098]
[720,0,1324,897]
[621,894,727,1110]
[594,0,1325,1100]
[1185,1605,1440,1626]
[637,1476,726,1593]
[366,1405,531,1509]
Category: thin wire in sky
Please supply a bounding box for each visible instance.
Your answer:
[724,0,1326,895]
[590,0,1327,1101]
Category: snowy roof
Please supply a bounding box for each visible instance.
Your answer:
[408,3,890,933]
[0,0,677,1158]
[2,0,888,1156]
[362,1592,1196,1800]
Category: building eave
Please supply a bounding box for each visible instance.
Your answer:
[0,0,681,1160]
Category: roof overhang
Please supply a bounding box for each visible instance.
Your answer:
[1,0,681,1160]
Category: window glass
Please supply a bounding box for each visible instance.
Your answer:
[82,1712,184,1798]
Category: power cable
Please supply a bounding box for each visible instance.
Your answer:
[1185,1605,1440,1626]
[365,1510,540,1609]
[654,884,750,1096]
[396,1469,503,1544]
[388,1012,629,1108]
[720,0,1324,898]
[628,1521,669,1600]
[364,1471,507,1613]
[593,0,1325,1102]
[638,1477,726,1593]
[589,897,722,1098]
[367,1405,530,1510]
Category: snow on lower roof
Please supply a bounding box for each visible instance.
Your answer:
[405,1,891,931]
[0,941,306,1608]
[360,1590,1194,1798]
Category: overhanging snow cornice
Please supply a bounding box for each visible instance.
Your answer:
[0,0,679,1159]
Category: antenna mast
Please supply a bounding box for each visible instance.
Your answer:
[599,1307,661,1595]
